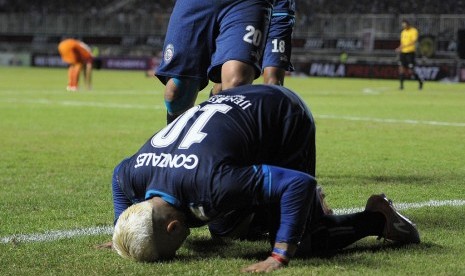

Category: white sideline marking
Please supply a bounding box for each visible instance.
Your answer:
[1,199,464,244]
[334,199,465,215]
[2,98,464,127]
[0,90,159,96]
[0,226,113,244]
[362,87,390,95]
[316,114,465,127]
[0,98,163,110]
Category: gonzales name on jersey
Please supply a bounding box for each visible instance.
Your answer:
[115,84,315,227]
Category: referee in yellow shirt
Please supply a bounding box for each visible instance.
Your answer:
[395,20,424,90]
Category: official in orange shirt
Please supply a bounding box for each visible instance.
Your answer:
[395,20,424,90]
[58,39,94,91]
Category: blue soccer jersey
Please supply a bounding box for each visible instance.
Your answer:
[262,0,295,71]
[113,84,317,243]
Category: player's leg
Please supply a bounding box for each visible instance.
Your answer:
[262,14,295,85]
[399,66,405,90]
[210,62,255,95]
[73,63,82,89]
[263,67,286,85]
[297,196,385,257]
[67,63,81,91]
[67,65,74,90]
[209,83,222,97]
[155,0,213,123]
[297,211,385,256]
[296,193,419,256]
[164,78,200,124]
[398,54,407,90]
[208,0,273,88]
[83,62,93,90]
[220,60,256,90]
[408,54,424,90]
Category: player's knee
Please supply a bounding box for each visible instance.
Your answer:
[164,78,199,115]
[221,60,255,90]
[222,76,252,90]
[222,70,255,90]
[264,75,282,86]
[211,83,222,96]
[263,67,285,85]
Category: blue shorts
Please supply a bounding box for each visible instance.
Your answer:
[262,14,295,71]
[156,0,273,90]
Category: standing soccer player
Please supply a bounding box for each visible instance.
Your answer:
[155,0,273,124]
[395,19,424,90]
[262,0,295,85]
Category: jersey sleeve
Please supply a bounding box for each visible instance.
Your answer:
[260,165,317,244]
[112,163,132,225]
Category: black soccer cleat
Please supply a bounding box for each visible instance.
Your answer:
[365,194,420,244]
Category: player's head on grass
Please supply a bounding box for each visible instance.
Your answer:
[112,197,190,262]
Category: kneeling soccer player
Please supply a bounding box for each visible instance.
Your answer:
[106,84,420,272]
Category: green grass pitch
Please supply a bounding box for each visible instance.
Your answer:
[0,67,464,275]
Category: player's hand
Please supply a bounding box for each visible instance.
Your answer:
[95,241,113,250]
[395,47,401,53]
[241,256,284,273]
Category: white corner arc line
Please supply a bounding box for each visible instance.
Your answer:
[3,98,464,127]
[316,114,465,127]
[1,199,464,244]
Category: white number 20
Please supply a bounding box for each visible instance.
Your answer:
[151,104,232,149]
[243,25,263,46]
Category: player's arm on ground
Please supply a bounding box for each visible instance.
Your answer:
[239,165,315,272]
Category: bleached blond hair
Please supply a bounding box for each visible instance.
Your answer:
[112,201,159,262]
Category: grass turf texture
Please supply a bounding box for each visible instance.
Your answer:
[0,67,464,275]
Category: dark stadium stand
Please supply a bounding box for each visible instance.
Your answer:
[1,0,464,15]
[1,0,464,80]
[302,0,465,14]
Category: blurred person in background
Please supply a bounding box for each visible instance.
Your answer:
[58,38,94,91]
[395,19,424,90]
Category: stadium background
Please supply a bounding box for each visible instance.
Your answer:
[1,2,465,274]
[1,0,465,81]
